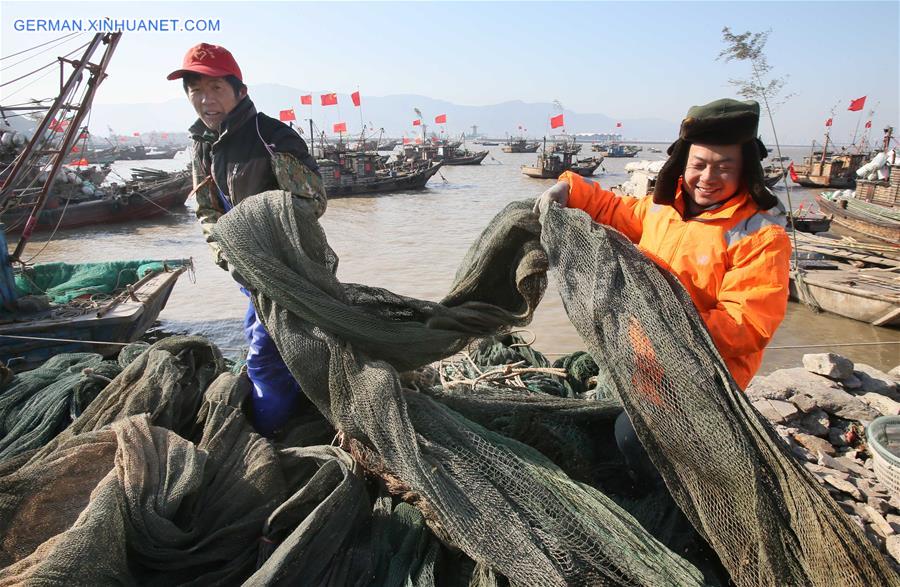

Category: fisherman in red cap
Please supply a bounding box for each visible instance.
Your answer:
[169,43,325,437]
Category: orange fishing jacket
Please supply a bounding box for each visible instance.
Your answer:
[559,171,792,389]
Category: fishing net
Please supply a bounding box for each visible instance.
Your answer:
[0,352,121,462]
[12,259,185,304]
[214,191,706,586]
[0,189,896,586]
[535,199,897,586]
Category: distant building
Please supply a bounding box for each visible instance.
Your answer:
[574,132,623,142]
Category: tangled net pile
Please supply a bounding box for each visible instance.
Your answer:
[1,191,895,586]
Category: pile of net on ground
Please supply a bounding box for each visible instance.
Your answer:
[0,190,895,586]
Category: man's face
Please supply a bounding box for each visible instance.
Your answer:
[682,143,743,208]
[186,75,244,131]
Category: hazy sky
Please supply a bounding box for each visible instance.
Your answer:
[2,1,898,144]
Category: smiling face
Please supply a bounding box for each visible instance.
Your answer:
[186,75,245,131]
[682,143,743,209]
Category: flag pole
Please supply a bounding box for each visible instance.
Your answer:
[850,110,863,149]
[357,86,365,148]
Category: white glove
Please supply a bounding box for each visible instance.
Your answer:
[533,181,570,215]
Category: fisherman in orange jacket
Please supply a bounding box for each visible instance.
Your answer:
[536,101,791,573]
[536,98,792,391]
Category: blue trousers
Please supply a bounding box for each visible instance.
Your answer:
[242,289,300,436]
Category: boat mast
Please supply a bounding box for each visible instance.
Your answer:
[2,32,122,262]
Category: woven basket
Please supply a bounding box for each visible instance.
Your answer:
[867,416,900,498]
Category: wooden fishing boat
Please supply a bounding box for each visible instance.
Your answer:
[790,213,832,233]
[815,194,900,245]
[1,170,191,234]
[764,165,785,188]
[790,264,900,327]
[502,138,539,153]
[443,150,489,166]
[319,150,442,196]
[604,144,640,158]
[0,261,188,371]
[521,145,603,179]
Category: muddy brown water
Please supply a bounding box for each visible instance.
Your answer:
[19,144,900,375]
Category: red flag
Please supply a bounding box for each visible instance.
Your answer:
[279,108,296,122]
[434,114,447,124]
[71,146,80,153]
[616,122,622,128]
[550,114,564,129]
[351,91,361,107]
[412,119,421,126]
[161,132,168,139]
[865,120,872,129]
[300,94,312,105]
[402,137,411,145]
[825,118,833,127]
[133,132,140,137]
[415,138,422,144]
[69,158,90,166]
[333,122,347,133]
[49,119,69,132]
[320,93,338,106]
[78,131,89,140]
[788,161,799,183]
[847,96,866,112]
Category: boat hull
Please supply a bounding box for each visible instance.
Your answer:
[789,269,900,327]
[443,151,489,166]
[815,195,900,244]
[0,267,186,370]
[325,163,442,197]
[3,172,191,234]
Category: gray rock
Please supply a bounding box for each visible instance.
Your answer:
[836,455,872,477]
[803,352,855,380]
[797,408,830,437]
[888,365,900,381]
[764,368,882,419]
[795,433,835,456]
[841,374,862,390]
[817,453,849,473]
[869,496,892,516]
[828,426,850,447]
[806,460,849,479]
[825,475,863,500]
[745,375,792,401]
[866,505,896,537]
[859,392,900,416]
[752,399,799,424]
[887,535,900,565]
[855,364,900,398]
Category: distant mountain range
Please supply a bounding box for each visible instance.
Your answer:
[88,83,680,140]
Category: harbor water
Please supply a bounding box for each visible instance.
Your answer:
[24,144,900,374]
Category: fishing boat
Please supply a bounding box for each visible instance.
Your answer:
[764,165,785,188]
[1,169,191,234]
[815,194,900,245]
[522,139,603,179]
[790,212,832,233]
[399,142,488,166]
[319,150,442,196]
[790,263,900,327]
[0,32,191,368]
[502,138,540,153]
[789,231,900,326]
[0,259,190,370]
[604,144,640,158]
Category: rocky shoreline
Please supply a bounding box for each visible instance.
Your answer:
[749,353,900,567]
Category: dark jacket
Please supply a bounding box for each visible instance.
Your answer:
[189,96,325,267]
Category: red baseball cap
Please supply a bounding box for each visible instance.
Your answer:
[167,43,243,81]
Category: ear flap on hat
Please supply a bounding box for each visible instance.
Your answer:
[742,140,779,210]
[653,139,690,205]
